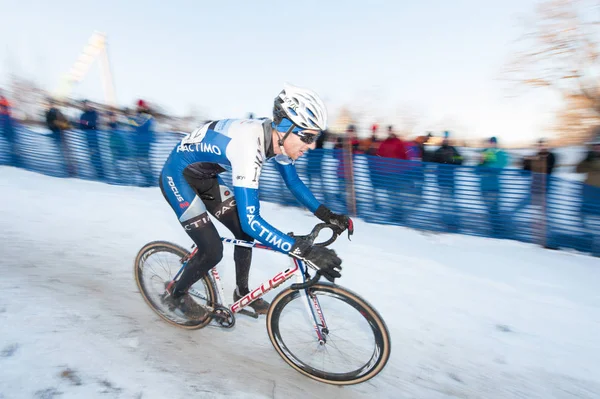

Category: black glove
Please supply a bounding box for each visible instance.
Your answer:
[289,238,342,282]
[315,205,354,236]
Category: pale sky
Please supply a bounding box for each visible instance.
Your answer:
[0,0,560,144]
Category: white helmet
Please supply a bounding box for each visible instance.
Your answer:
[273,83,328,131]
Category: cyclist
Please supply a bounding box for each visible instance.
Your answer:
[159,83,353,320]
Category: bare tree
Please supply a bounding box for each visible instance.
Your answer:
[504,0,600,144]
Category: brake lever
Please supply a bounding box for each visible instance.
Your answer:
[347,218,354,241]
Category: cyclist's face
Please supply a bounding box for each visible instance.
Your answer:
[284,130,318,160]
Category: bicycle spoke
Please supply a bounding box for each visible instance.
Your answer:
[145,260,166,281]
[325,337,372,366]
[152,253,173,278]
[147,264,166,282]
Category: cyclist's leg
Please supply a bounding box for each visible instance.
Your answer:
[159,166,223,298]
[182,168,254,297]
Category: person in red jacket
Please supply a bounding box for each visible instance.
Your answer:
[376,125,409,160]
[369,126,412,224]
[0,95,22,167]
[0,95,10,116]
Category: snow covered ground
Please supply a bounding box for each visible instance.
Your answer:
[1,166,600,399]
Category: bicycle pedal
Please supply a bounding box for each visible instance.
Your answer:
[238,309,259,319]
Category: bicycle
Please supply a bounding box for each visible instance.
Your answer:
[134,223,391,385]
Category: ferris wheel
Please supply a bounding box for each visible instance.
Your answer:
[56,31,116,106]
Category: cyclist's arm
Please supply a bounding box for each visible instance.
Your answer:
[228,130,295,254]
[234,187,295,254]
[275,159,320,213]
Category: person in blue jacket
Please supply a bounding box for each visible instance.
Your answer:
[128,100,155,186]
[79,100,105,179]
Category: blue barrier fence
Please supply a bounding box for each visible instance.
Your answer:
[1,120,599,256]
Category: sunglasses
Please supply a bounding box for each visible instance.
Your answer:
[295,130,321,144]
[280,120,321,144]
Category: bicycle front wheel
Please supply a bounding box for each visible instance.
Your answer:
[266,283,391,385]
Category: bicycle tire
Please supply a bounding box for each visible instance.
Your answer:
[266,283,391,385]
[134,241,216,330]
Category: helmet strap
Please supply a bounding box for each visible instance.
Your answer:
[275,123,297,158]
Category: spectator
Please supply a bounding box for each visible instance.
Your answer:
[0,95,10,117]
[127,99,155,186]
[577,135,600,189]
[79,100,98,130]
[79,100,105,179]
[107,110,119,130]
[432,132,462,166]
[0,95,22,167]
[376,125,409,160]
[478,136,510,238]
[576,133,600,255]
[514,138,557,216]
[107,111,129,182]
[369,125,412,223]
[363,123,382,156]
[46,98,75,177]
[408,134,432,205]
[431,131,463,231]
[414,133,433,163]
[523,138,556,190]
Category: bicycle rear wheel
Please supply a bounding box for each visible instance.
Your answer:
[266,283,391,385]
[134,241,216,330]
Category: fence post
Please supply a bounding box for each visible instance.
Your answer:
[343,138,357,216]
[531,155,549,248]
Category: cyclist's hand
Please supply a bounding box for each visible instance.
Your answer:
[315,205,354,237]
[289,238,342,282]
[329,213,353,236]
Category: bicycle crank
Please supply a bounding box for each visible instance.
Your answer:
[210,305,236,328]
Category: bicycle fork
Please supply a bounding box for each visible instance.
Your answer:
[295,259,330,345]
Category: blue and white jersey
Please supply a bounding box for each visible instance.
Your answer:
[161,118,321,253]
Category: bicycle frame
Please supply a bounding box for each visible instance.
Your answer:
[182,237,329,342]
